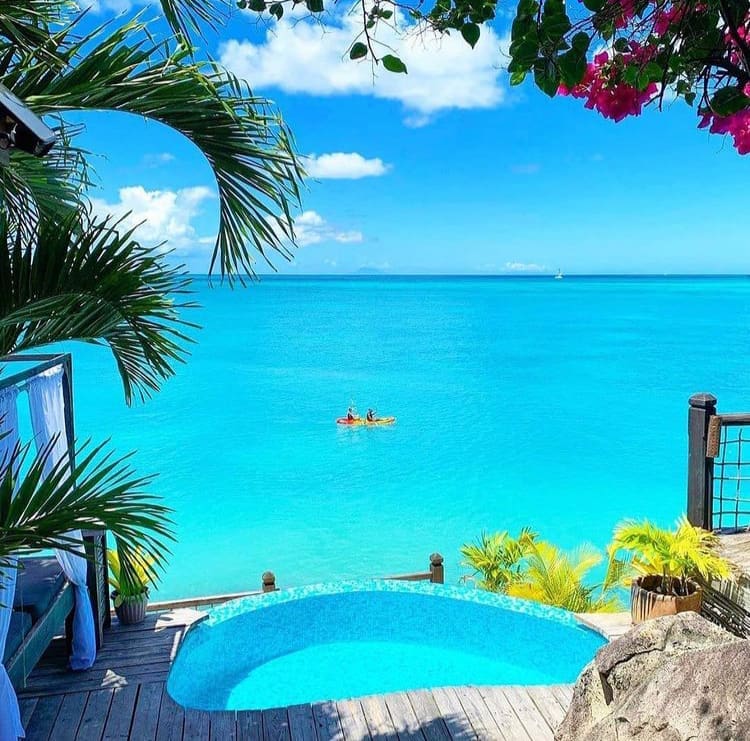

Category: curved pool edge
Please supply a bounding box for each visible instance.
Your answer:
[196,578,605,638]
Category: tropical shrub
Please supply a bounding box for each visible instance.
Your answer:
[462,528,623,612]
[460,528,537,592]
[108,545,156,607]
[608,516,733,596]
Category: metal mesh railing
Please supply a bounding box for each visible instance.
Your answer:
[711,420,750,531]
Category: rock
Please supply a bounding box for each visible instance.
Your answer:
[556,612,750,741]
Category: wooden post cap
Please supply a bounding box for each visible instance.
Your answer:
[430,553,444,566]
[689,393,717,409]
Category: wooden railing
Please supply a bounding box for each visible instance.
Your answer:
[687,393,750,532]
[144,552,445,613]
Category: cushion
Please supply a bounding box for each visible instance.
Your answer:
[3,611,31,664]
[13,557,66,622]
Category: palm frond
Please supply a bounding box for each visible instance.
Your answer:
[158,0,230,44]
[0,117,91,238]
[7,15,303,281]
[0,439,174,585]
[0,210,196,404]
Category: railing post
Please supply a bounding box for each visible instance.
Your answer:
[429,553,444,584]
[262,571,277,593]
[687,393,717,529]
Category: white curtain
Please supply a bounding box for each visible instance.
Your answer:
[27,367,96,671]
[0,385,24,741]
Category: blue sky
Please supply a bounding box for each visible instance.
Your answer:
[75,2,747,275]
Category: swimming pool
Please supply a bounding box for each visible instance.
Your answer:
[167,580,604,710]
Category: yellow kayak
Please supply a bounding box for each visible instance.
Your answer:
[336,416,396,426]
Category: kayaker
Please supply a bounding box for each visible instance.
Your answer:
[347,406,356,421]
[366,408,375,422]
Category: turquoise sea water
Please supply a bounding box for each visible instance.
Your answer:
[63,276,750,599]
[167,581,604,709]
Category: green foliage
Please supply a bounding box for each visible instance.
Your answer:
[608,517,732,595]
[108,544,155,605]
[463,528,623,613]
[382,54,408,74]
[0,212,194,404]
[0,440,174,582]
[350,42,368,60]
[508,542,623,613]
[461,528,537,592]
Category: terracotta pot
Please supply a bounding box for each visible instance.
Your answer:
[112,590,149,625]
[630,575,702,624]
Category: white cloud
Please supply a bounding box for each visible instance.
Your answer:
[295,210,363,246]
[219,13,507,121]
[504,261,548,273]
[90,185,215,255]
[303,152,390,179]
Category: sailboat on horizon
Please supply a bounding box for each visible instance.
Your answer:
[554,268,563,280]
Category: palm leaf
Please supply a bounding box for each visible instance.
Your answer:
[6,14,303,281]
[0,439,174,585]
[0,210,196,404]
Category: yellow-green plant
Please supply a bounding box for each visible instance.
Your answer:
[508,541,623,613]
[461,528,537,592]
[108,545,156,607]
[608,517,732,597]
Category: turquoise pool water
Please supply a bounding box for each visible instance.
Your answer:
[167,580,605,709]
[48,276,750,599]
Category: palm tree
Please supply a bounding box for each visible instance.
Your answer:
[507,541,623,614]
[608,517,732,596]
[0,1,302,567]
[461,528,537,592]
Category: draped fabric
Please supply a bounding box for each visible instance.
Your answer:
[27,367,96,671]
[0,386,24,741]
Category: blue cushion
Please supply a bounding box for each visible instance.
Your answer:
[3,611,31,664]
[13,558,66,622]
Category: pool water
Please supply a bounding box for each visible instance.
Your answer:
[167,580,605,710]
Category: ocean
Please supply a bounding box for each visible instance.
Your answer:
[63,276,750,599]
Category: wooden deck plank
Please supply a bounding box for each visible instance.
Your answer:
[550,685,573,709]
[337,698,372,740]
[130,681,164,740]
[183,708,211,741]
[210,710,238,740]
[454,687,504,740]
[287,704,317,741]
[155,685,185,741]
[24,694,63,741]
[19,697,38,727]
[407,691,451,741]
[526,687,565,732]
[50,691,89,741]
[236,710,263,741]
[102,684,138,741]
[499,688,552,741]
[76,689,114,741]
[382,693,423,741]
[430,688,478,741]
[312,701,344,741]
[475,687,529,741]
[360,695,398,740]
[262,707,291,741]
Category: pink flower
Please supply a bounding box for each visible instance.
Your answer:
[700,110,750,155]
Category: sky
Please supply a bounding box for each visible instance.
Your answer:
[72,1,748,275]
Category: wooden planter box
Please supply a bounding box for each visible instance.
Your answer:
[631,575,702,624]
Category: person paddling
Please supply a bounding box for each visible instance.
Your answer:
[366,408,376,422]
[347,406,357,421]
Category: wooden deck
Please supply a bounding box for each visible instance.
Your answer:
[16,609,576,741]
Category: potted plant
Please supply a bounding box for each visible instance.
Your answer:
[107,545,155,625]
[608,516,733,623]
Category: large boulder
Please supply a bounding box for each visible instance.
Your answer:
[557,612,750,741]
